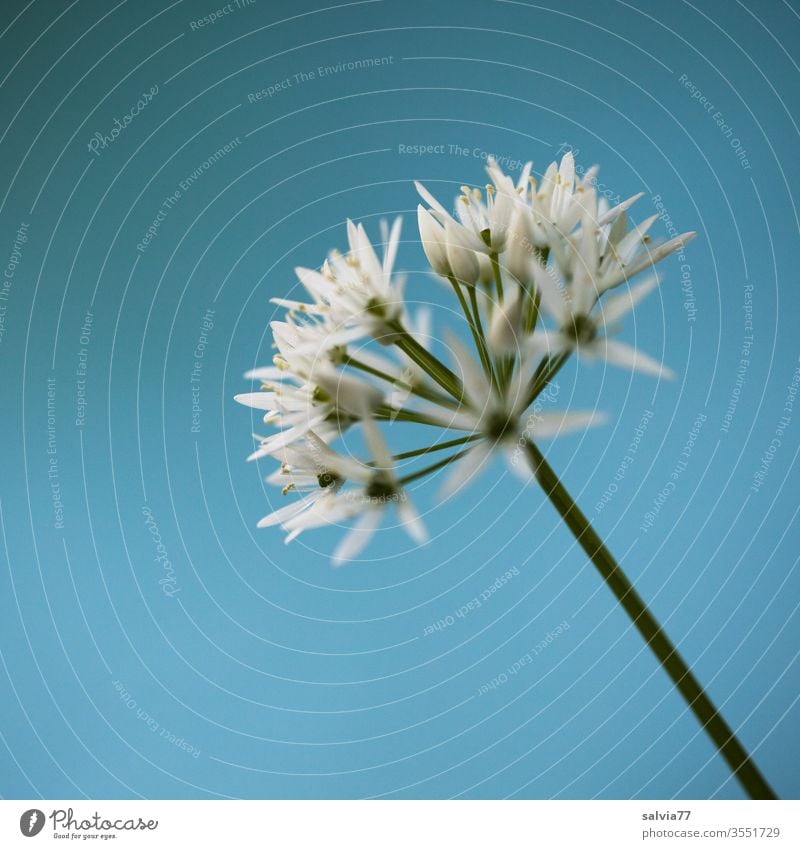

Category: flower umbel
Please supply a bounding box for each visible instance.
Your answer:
[237,151,692,562]
[234,152,780,799]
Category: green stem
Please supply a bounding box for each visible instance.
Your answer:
[469,278,514,393]
[448,276,495,387]
[490,250,504,304]
[392,326,464,403]
[374,405,442,427]
[467,285,487,345]
[469,284,501,390]
[524,440,777,801]
[345,355,457,408]
[525,350,571,407]
[524,247,548,336]
[392,433,481,461]
[399,446,474,486]
[524,287,541,335]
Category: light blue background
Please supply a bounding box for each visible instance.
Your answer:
[1,0,798,799]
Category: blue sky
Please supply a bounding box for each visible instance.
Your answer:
[1,0,798,799]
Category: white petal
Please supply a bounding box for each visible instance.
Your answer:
[418,205,450,276]
[438,441,493,500]
[597,192,644,226]
[526,328,570,359]
[444,221,480,285]
[532,410,607,438]
[502,444,533,482]
[444,330,489,404]
[252,413,328,457]
[361,416,394,471]
[396,498,428,544]
[598,274,661,326]
[558,151,575,186]
[313,367,383,418]
[415,180,452,219]
[234,391,279,411]
[598,338,675,379]
[504,208,535,284]
[612,231,697,288]
[244,366,284,381]
[257,497,315,528]
[331,508,383,565]
[295,266,331,301]
[488,188,514,248]
[382,217,402,276]
[488,287,525,355]
[532,262,570,324]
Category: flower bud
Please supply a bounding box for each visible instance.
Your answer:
[444,221,480,286]
[504,208,535,285]
[417,206,451,276]
[488,288,525,355]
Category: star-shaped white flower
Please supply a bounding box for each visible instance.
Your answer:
[533,263,673,378]
[279,415,427,564]
[418,333,604,497]
[287,218,407,345]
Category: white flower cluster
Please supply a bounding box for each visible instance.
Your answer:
[236,152,694,563]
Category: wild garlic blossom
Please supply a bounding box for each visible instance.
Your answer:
[236,151,694,563]
[233,153,783,802]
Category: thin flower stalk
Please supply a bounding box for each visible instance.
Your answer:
[234,150,775,798]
